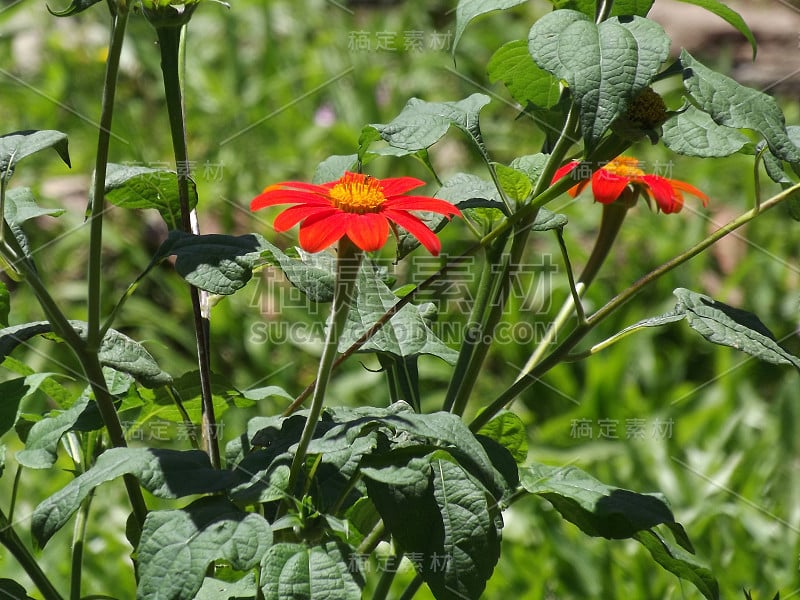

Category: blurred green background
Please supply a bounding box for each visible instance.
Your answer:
[1,0,799,598]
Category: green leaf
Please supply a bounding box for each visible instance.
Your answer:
[674,0,756,59]
[263,246,336,303]
[453,0,528,53]
[0,379,28,438]
[435,172,506,227]
[155,231,269,295]
[195,574,256,600]
[487,40,561,109]
[32,448,237,548]
[0,321,171,387]
[4,187,65,225]
[0,281,8,327]
[370,94,491,158]
[681,51,800,164]
[477,411,527,463]
[509,153,550,183]
[260,542,362,600]
[0,130,70,182]
[673,288,800,369]
[47,0,102,16]
[520,463,689,542]
[104,163,198,230]
[339,264,458,364]
[365,454,501,600]
[634,529,720,600]
[312,154,358,184]
[137,497,271,600]
[529,11,669,150]
[663,106,752,157]
[493,163,532,203]
[15,393,90,469]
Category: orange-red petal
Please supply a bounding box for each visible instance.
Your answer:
[345,212,390,252]
[383,209,443,256]
[384,195,461,216]
[272,204,337,231]
[591,170,630,204]
[640,175,683,213]
[297,211,350,252]
[379,176,427,197]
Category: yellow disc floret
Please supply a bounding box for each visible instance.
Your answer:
[603,156,645,179]
[329,173,386,213]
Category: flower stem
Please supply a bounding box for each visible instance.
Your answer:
[470,180,800,432]
[286,238,362,495]
[156,24,220,468]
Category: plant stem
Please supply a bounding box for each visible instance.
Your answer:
[156,24,220,468]
[0,508,64,600]
[372,551,403,600]
[469,180,800,432]
[70,494,93,600]
[286,238,362,494]
[397,575,423,600]
[87,6,129,351]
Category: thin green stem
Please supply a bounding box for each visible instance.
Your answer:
[87,7,129,351]
[156,24,220,468]
[470,180,800,432]
[556,227,585,324]
[357,520,387,555]
[70,493,92,600]
[596,0,614,22]
[0,508,64,600]
[286,238,362,494]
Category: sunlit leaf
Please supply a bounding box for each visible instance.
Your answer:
[663,106,752,157]
[47,0,102,16]
[261,542,362,600]
[681,51,800,164]
[453,0,528,53]
[529,11,669,150]
[674,288,800,370]
[477,411,528,463]
[4,187,65,225]
[137,497,271,600]
[487,40,561,109]
[104,163,198,230]
[0,130,70,182]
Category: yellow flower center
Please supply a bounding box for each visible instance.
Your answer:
[329,173,386,214]
[603,156,645,179]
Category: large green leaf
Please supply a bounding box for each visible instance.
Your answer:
[262,246,336,303]
[312,154,358,184]
[0,579,35,600]
[663,106,752,157]
[519,463,691,546]
[32,448,237,548]
[681,51,800,164]
[674,0,756,58]
[0,321,171,387]
[364,453,501,600]
[487,40,561,109]
[154,231,269,295]
[368,94,491,158]
[104,163,198,230]
[4,187,65,225]
[260,542,362,600]
[194,574,257,600]
[0,130,70,182]
[339,264,458,364]
[673,288,800,370]
[634,529,720,600]
[137,497,271,600]
[529,11,669,150]
[452,0,528,53]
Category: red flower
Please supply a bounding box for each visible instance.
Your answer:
[553,157,709,214]
[251,172,460,255]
